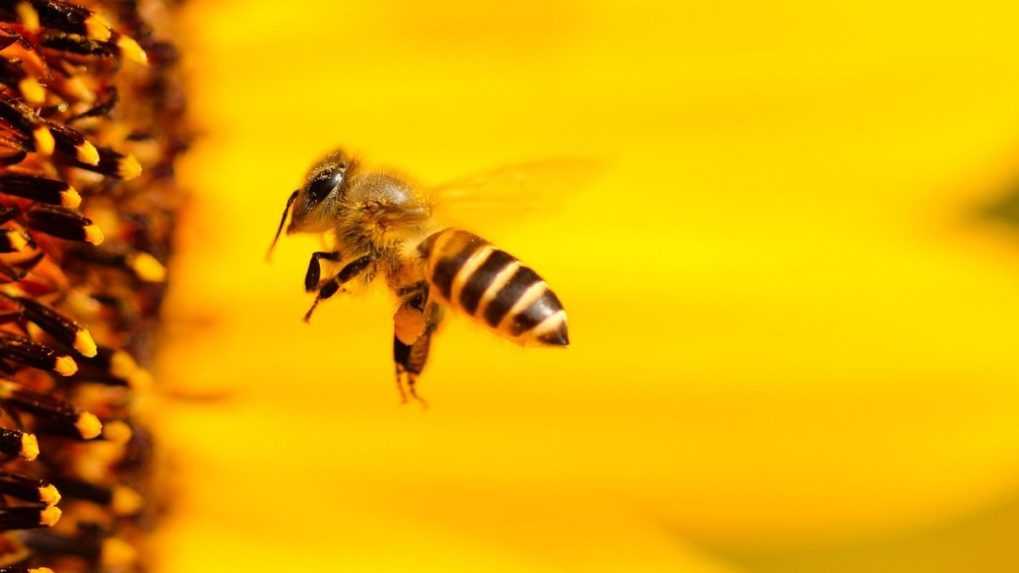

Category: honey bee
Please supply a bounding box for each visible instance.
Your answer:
[267,149,579,402]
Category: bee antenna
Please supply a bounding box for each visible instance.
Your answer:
[266,190,299,262]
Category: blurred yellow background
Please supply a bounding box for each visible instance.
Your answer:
[151,1,1019,571]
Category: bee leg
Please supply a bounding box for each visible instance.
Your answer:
[393,363,408,404]
[393,294,443,406]
[393,340,413,405]
[303,254,374,322]
[392,282,428,404]
[394,336,431,408]
[304,250,341,292]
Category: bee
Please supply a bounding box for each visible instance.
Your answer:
[267,149,577,402]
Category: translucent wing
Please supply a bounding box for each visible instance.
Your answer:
[425,158,603,233]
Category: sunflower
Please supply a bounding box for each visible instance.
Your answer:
[0,1,185,571]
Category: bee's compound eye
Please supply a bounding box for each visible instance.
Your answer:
[306,171,343,204]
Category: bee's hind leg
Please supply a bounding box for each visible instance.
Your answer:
[393,363,409,404]
[392,286,443,406]
[393,335,431,408]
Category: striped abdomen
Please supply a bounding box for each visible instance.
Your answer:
[419,229,569,346]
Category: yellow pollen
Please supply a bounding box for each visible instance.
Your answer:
[15,2,38,32]
[6,231,28,252]
[61,186,82,209]
[128,252,167,283]
[63,76,95,102]
[84,224,105,246]
[18,77,45,104]
[76,141,100,165]
[128,368,153,391]
[118,154,143,180]
[110,350,137,379]
[38,484,60,506]
[75,412,102,439]
[84,14,112,42]
[112,486,144,515]
[39,505,61,527]
[117,36,148,66]
[102,420,133,444]
[54,355,77,376]
[1,285,27,298]
[74,329,98,357]
[101,538,138,568]
[20,432,38,461]
[29,567,55,573]
[33,127,54,156]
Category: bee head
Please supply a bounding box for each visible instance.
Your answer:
[266,149,355,260]
[290,149,355,233]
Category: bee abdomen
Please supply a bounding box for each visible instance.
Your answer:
[422,229,568,346]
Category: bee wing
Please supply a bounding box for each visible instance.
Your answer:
[425,158,603,233]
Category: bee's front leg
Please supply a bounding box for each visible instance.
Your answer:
[303,254,374,322]
[304,250,341,292]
